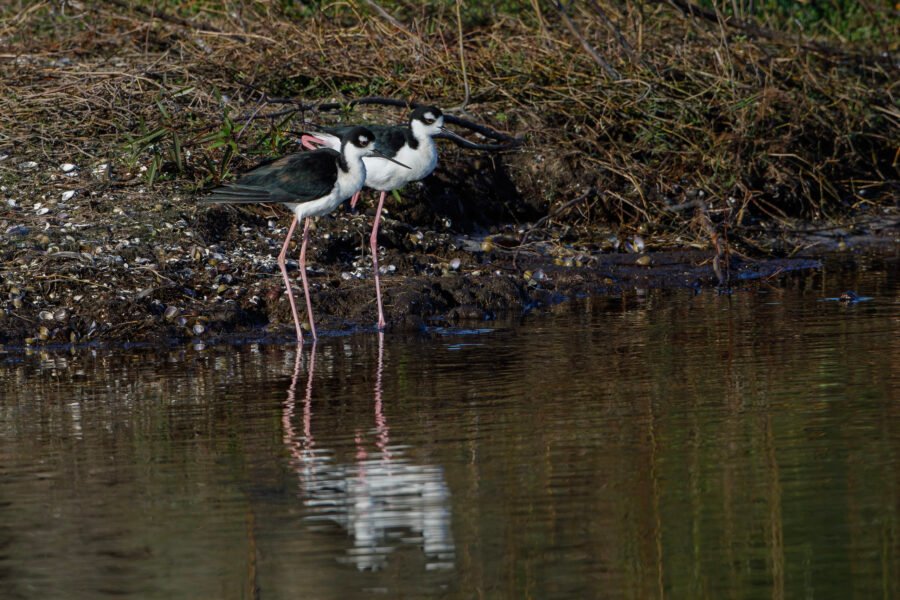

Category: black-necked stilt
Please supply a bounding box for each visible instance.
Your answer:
[300,106,466,330]
[203,126,409,343]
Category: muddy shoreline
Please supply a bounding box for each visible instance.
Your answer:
[4,191,894,350]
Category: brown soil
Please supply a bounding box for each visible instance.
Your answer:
[5,186,886,348]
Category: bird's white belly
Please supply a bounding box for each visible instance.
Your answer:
[364,142,437,191]
[288,163,367,219]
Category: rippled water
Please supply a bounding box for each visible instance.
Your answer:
[1,254,898,599]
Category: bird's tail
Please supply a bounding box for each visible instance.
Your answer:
[201,184,272,204]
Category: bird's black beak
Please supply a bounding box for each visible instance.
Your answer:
[371,148,411,169]
[437,126,469,144]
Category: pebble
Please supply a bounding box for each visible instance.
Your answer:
[449,258,461,270]
[192,323,205,335]
[61,163,77,173]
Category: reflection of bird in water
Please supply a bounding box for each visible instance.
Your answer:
[281,335,455,571]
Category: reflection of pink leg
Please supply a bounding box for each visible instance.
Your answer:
[283,342,317,466]
[299,134,326,150]
[299,218,317,340]
[370,191,388,329]
[277,217,304,343]
[374,332,391,460]
[281,345,303,452]
[303,342,317,446]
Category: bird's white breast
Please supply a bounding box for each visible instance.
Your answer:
[364,137,438,192]
[288,159,367,219]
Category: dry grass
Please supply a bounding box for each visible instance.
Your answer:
[1,0,897,249]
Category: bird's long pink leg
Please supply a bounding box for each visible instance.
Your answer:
[370,191,387,330]
[349,191,361,209]
[299,217,318,340]
[277,216,304,343]
[299,135,326,150]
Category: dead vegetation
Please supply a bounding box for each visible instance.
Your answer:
[0,1,897,345]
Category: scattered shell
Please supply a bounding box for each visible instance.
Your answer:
[449,258,461,270]
[629,236,645,253]
[19,161,38,170]
[481,239,495,252]
[12,298,23,310]
[38,310,55,321]
[163,306,181,320]
[92,163,108,176]
[636,255,652,266]
[60,163,77,173]
[61,190,76,202]
[5,225,28,236]
[53,308,67,322]
[38,326,50,340]
[36,207,50,216]
[192,323,205,335]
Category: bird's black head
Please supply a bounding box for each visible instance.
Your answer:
[342,126,375,150]
[410,105,443,126]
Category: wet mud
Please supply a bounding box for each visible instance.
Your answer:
[0,190,851,348]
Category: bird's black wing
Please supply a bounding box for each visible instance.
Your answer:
[203,150,340,204]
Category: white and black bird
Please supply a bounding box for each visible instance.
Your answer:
[300,105,466,330]
[203,126,409,343]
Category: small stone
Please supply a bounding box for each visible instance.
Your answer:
[192,323,205,335]
[449,258,461,270]
[60,163,77,173]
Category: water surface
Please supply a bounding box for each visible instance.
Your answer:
[1,254,898,599]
